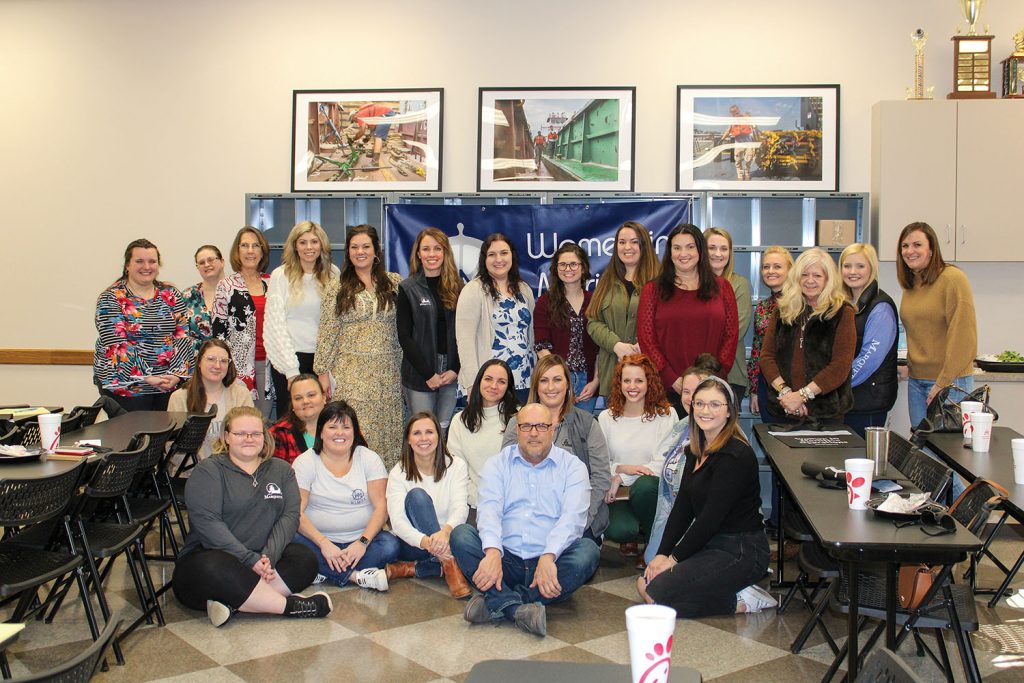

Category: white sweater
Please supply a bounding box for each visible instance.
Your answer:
[264,265,339,379]
[446,404,507,507]
[386,457,469,548]
[597,410,679,486]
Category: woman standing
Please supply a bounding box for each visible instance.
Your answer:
[501,354,611,541]
[385,412,472,598]
[292,401,399,591]
[168,339,254,465]
[455,233,535,400]
[897,222,977,429]
[748,247,793,421]
[638,378,774,616]
[638,224,738,407]
[759,248,856,424]
[182,245,225,356]
[587,221,659,399]
[599,355,678,559]
[397,228,462,433]
[705,228,752,408]
[314,225,403,469]
[446,359,520,508]
[213,227,272,405]
[173,406,329,627]
[270,373,327,465]
[265,221,338,419]
[534,243,599,412]
[93,238,194,411]
[840,244,898,436]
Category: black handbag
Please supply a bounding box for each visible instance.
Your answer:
[912,383,997,440]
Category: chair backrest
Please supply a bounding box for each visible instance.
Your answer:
[897,448,953,503]
[947,478,1009,536]
[84,440,148,499]
[11,614,122,683]
[887,432,917,474]
[854,647,926,683]
[167,410,217,461]
[0,421,18,445]
[0,461,86,526]
[131,426,175,473]
[17,421,41,448]
[60,412,83,434]
[69,404,103,427]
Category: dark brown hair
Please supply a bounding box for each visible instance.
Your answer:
[587,221,659,321]
[313,400,368,456]
[896,222,947,290]
[121,238,161,280]
[335,224,396,315]
[184,339,238,413]
[546,243,591,327]
[687,378,748,459]
[399,412,452,483]
[459,359,520,432]
[477,233,525,302]
[656,224,719,301]
[409,227,463,310]
[229,227,270,273]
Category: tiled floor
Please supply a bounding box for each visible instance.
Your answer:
[3,531,1024,682]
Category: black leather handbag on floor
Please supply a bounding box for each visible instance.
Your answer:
[912,383,996,442]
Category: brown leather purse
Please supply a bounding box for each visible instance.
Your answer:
[898,565,936,609]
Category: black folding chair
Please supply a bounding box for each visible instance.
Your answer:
[8,614,122,683]
[946,478,1010,605]
[898,448,953,506]
[68,404,103,428]
[160,410,216,539]
[121,426,179,563]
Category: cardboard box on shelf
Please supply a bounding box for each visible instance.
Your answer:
[817,219,856,247]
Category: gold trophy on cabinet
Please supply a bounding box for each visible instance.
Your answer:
[906,29,935,100]
[949,0,996,99]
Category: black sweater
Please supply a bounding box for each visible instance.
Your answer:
[657,436,764,562]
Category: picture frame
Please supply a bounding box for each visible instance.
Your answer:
[291,88,443,192]
[676,84,840,192]
[477,87,635,192]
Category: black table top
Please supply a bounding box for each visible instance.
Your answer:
[754,424,982,563]
[926,426,1024,515]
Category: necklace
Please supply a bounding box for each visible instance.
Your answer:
[798,312,809,349]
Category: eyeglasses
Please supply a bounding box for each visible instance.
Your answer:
[196,258,221,267]
[203,356,230,365]
[228,431,264,440]
[692,400,727,412]
[517,422,552,433]
[557,262,582,272]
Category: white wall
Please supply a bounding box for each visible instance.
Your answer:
[2,0,1022,409]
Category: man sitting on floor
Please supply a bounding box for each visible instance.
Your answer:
[450,403,600,636]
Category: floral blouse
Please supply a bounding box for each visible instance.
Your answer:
[182,282,214,356]
[490,296,535,391]
[93,279,194,397]
[213,272,270,401]
[747,292,780,392]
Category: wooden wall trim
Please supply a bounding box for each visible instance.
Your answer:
[0,349,94,365]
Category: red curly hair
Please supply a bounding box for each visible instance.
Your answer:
[606,354,673,419]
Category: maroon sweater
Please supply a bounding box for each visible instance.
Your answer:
[533,291,598,374]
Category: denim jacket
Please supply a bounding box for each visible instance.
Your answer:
[644,420,690,564]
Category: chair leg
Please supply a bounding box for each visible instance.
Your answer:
[1,651,10,679]
[943,585,982,683]
[934,629,954,683]
[777,571,807,614]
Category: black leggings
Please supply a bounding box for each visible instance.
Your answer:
[172,543,318,611]
[270,352,316,420]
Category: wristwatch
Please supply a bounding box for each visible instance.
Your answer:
[358,536,370,546]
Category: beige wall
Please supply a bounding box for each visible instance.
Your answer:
[2,0,1022,409]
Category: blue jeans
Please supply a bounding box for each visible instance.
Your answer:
[396,488,444,578]
[449,524,600,619]
[908,375,973,431]
[292,530,400,587]
[404,383,458,430]
[570,370,597,414]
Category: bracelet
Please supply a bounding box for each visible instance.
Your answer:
[798,387,814,402]
[777,385,792,396]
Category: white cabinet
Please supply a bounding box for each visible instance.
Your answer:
[872,100,1024,262]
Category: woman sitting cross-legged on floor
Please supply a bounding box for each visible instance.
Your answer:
[291,400,399,591]
[638,377,776,616]
[172,406,331,627]
[384,412,472,598]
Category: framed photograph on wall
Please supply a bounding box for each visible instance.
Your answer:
[291,88,443,192]
[676,84,839,192]
[477,87,635,192]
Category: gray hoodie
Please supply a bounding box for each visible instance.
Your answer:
[181,454,300,568]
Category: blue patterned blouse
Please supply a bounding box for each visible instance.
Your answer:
[490,296,535,391]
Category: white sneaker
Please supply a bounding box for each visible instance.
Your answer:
[206,600,233,627]
[312,573,327,585]
[738,584,778,613]
[354,567,389,592]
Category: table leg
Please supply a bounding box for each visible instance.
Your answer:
[846,561,859,681]
[885,563,897,650]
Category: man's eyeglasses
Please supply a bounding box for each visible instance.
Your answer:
[517,422,552,433]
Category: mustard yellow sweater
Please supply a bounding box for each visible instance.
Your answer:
[899,266,977,386]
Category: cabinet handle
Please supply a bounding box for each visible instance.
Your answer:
[945,224,951,243]
[961,224,966,244]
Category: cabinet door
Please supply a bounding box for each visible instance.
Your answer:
[872,101,957,261]
[955,101,1024,261]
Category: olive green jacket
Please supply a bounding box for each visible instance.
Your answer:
[587,283,640,396]
[727,272,753,391]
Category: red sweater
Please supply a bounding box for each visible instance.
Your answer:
[637,278,738,388]
[533,291,598,374]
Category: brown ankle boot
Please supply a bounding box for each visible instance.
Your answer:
[440,557,471,599]
[385,561,416,581]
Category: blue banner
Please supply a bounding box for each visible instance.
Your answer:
[385,200,693,298]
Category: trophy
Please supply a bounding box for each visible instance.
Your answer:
[906,29,935,100]
[1001,30,1024,98]
[949,0,996,99]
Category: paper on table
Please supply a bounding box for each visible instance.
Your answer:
[767,430,853,436]
[876,492,931,513]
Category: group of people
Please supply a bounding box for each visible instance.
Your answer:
[90,217,976,628]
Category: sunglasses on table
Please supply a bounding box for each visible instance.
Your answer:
[893,506,956,536]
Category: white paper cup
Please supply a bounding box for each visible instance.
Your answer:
[1011,439,1024,486]
[961,401,984,445]
[37,413,62,452]
[625,604,676,683]
[845,458,875,510]
[969,412,994,453]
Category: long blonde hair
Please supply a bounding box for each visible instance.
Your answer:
[282,221,334,303]
[839,243,879,304]
[777,248,846,324]
[704,227,735,279]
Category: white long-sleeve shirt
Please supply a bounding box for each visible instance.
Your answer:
[446,405,507,507]
[597,410,679,486]
[386,457,470,548]
[264,265,339,379]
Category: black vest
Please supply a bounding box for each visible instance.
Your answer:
[767,304,854,423]
[849,281,899,415]
[397,272,459,391]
